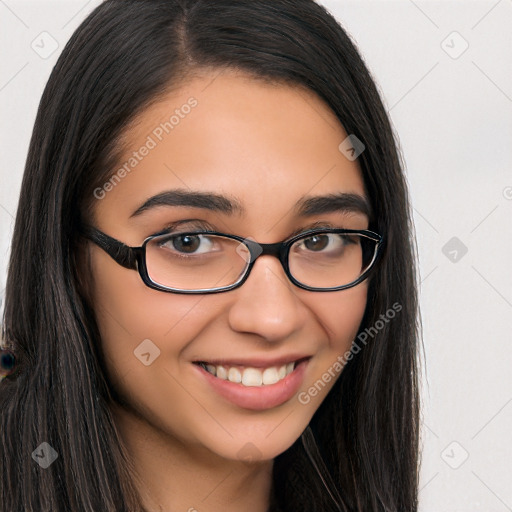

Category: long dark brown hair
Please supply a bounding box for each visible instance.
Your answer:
[0,1,422,510]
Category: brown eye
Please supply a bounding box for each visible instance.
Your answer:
[172,234,201,253]
[155,233,219,257]
[293,232,355,258]
[303,234,329,251]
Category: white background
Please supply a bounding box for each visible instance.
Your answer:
[1,1,511,510]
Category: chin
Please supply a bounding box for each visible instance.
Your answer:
[197,411,314,464]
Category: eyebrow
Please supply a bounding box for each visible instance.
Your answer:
[130,189,371,219]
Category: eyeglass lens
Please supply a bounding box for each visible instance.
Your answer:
[144,231,377,291]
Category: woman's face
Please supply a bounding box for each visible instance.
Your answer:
[87,69,369,462]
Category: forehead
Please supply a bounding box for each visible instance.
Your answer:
[93,69,367,229]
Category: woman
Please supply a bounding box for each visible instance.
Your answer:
[0,0,421,510]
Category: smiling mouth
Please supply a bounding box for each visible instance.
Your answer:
[193,357,310,387]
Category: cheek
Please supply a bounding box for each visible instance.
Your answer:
[301,282,368,398]
[88,252,219,381]
[315,282,368,348]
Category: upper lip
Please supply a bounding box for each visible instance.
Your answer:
[193,354,312,368]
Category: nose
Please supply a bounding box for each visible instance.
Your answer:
[227,254,307,342]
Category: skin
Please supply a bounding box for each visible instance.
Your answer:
[85,69,370,512]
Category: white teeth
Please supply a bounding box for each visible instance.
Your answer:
[200,361,298,386]
[242,368,263,386]
[216,365,228,379]
[262,367,279,385]
[228,367,242,383]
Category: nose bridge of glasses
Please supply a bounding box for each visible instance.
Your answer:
[242,239,287,265]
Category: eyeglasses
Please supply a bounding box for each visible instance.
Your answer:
[79,225,383,294]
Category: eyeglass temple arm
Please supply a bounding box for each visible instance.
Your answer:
[78,225,138,270]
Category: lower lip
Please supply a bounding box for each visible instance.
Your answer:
[193,358,310,411]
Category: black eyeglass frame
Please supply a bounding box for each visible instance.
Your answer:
[78,225,384,294]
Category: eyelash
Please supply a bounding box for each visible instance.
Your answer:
[151,219,214,237]
[150,219,349,239]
